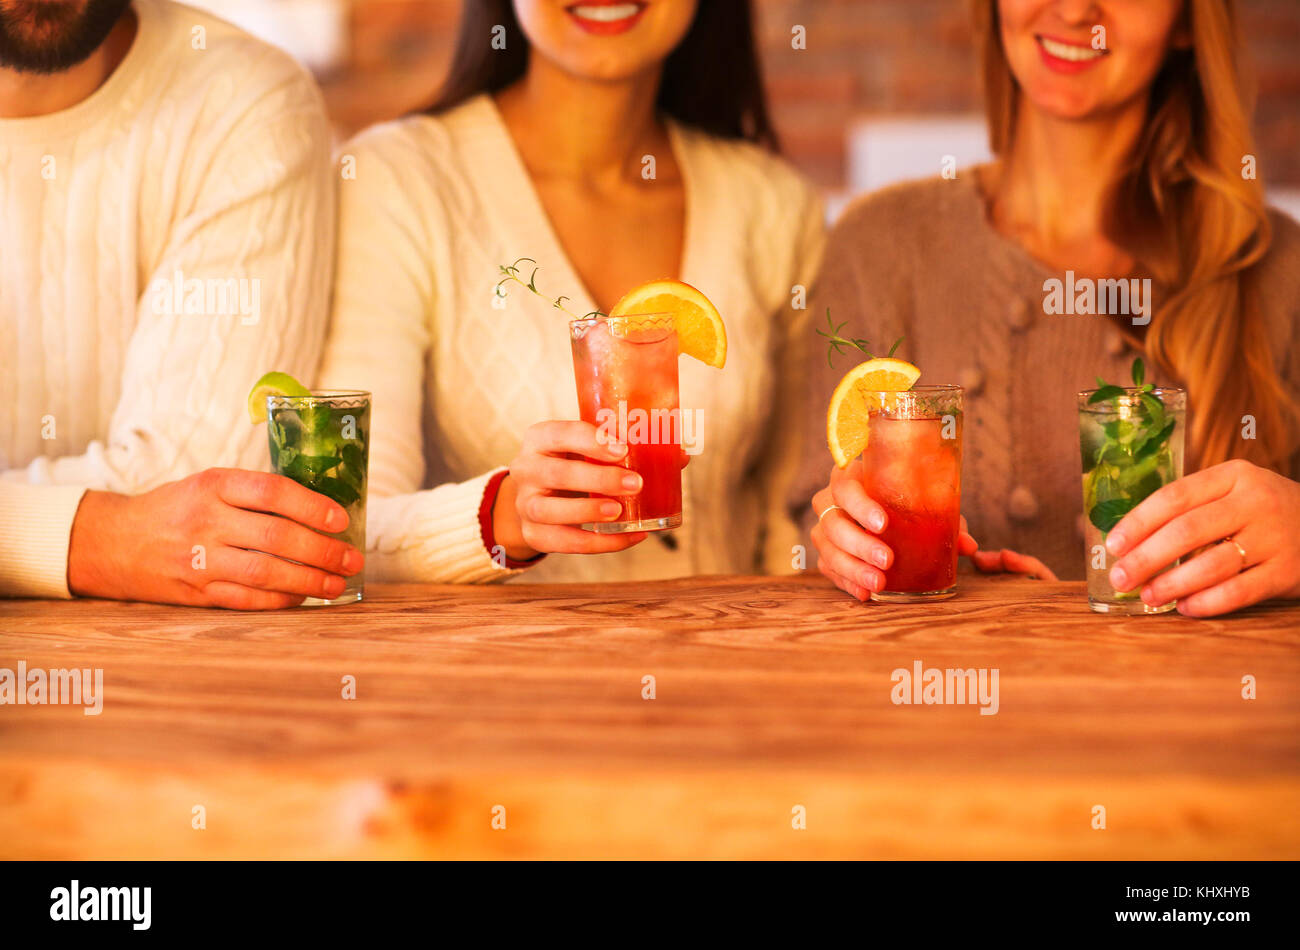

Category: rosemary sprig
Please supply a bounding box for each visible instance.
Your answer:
[495,258,605,321]
[815,308,904,367]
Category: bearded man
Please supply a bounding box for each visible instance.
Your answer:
[0,1,357,608]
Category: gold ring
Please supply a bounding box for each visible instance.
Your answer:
[818,504,843,522]
[1223,537,1247,572]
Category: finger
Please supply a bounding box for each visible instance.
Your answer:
[223,511,363,575]
[520,495,625,527]
[1106,463,1240,557]
[1141,538,1249,610]
[522,524,649,554]
[210,547,348,600]
[957,515,979,555]
[812,522,883,593]
[1175,562,1280,618]
[527,420,629,462]
[830,466,888,534]
[214,469,348,534]
[1109,498,1240,592]
[532,457,643,496]
[818,557,870,602]
[997,549,1059,581]
[970,549,1005,573]
[201,581,307,611]
[819,509,892,570]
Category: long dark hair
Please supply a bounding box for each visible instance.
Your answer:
[427,0,779,150]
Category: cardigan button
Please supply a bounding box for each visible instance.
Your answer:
[1007,299,1032,330]
[1008,485,1039,522]
[958,365,985,395]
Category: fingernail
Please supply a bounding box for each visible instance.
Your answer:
[1110,565,1129,590]
[872,549,889,569]
[622,474,642,492]
[609,442,628,458]
[326,508,347,532]
[868,512,885,532]
[343,549,363,573]
[324,575,345,597]
[1140,586,1155,605]
[864,571,881,592]
[1105,531,1126,555]
[600,501,622,519]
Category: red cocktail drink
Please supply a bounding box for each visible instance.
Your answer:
[570,314,683,533]
[858,387,963,601]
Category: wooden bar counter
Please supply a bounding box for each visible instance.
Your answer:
[1,573,1297,859]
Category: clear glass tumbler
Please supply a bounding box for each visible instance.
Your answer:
[1078,387,1186,614]
[266,390,370,605]
[859,385,964,602]
[569,313,683,533]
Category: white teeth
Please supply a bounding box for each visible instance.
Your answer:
[571,4,641,22]
[1038,36,1106,62]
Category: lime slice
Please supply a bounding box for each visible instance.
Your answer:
[247,371,310,424]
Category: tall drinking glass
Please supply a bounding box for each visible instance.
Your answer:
[860,385,964,602]
[1078,387,1185,614]
[569,313,683,533]
[266,390,370,605]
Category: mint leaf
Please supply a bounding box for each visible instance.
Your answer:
[1089,385,1126,403]
[1132,357,1145,386]
[296,454,342,475]
[1090,497,1136,532]
[1134,420,1175,461]
[314,476,359,509]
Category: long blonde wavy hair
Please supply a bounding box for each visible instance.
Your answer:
[975,0,1300,471]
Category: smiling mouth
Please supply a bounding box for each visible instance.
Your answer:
[567,3,647,25]
[1036,35,1109,62]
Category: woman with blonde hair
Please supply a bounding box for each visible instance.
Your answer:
[805,0,1300,616]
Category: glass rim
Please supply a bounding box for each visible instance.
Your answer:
[266,389,371,406]
[856,383,964,395]
[1077,385,1185,398]
[568,311,671,327]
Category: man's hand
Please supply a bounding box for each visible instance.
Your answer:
[67,468,364,609]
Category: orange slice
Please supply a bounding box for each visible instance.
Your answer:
[826,358,921,467]
[609,279,727,368]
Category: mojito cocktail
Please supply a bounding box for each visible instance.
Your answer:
[859,385,964,601]
[266,390,370,605]
[570,313,682,533]
[1078,386,1185,613]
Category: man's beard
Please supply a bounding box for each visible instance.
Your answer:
[0,0,132,74]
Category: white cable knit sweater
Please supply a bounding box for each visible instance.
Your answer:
[318,95,825,584]
[0,0,335,597]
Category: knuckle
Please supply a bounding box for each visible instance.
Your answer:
[535,457,564,489]
[195,468,222,493]
[258,518,289,552]
[524,495,549,523]
[239,557,273,589]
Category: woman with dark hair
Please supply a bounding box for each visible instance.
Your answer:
[318,0,823,583]
[804,0,1300,616]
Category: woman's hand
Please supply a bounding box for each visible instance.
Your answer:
[810,460,978,600]
[1105,459,1300,617]
[969,547,1060,581]
[67,468,364,609]
[497,420,654,559]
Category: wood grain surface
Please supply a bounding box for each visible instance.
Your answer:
[1,573,1297,859]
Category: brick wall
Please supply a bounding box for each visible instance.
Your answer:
[321,0,1300,190]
